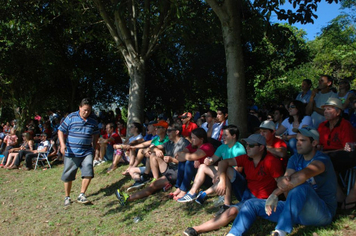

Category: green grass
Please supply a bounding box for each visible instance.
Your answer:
[1,161,356,236]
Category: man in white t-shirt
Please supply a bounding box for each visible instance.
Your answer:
[306,75,338,128]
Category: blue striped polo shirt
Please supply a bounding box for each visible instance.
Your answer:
[58,111,99,158]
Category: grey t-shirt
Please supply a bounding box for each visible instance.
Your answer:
[162,137,190,168]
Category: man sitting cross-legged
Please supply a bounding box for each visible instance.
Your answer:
[126,120,170,192]
[176,125,245,212]
[184,134,284,236]
[115,122,190,205]
[225,127,337,236]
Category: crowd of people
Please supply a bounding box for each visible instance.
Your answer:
[1,75,356,236]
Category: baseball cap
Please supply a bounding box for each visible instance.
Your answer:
[179,112,192,119]
[259,120,276,131]
[242,134,266,146]
[148,120,158,125]
[292,126,319,141]
[153,120,169,129]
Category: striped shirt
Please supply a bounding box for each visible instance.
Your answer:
[58,111,99,158]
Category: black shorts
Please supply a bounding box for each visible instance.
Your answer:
[162,167,177,185]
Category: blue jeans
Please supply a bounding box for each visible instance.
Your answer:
[287,138,297,156]
[104,144,114,161]
[228,183,334,236]
[175,161,197,192]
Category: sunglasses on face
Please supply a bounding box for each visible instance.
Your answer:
[289,105,296,109]
[156,126,164,129]
[167,129,176,133]
[246,143,260,148]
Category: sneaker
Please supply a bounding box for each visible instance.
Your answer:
[271,231,279,236]
[195,191,207,205]
[177,193,198,203]
[115,189,129,206]
[140,173,151,184]
[214,204,230,217]
[270,230,286,236]
[64,197,71,206]
[184,227,198,236]
[77,193,89,204]
[93,160,101,167]
[163,183,172,192]
[127,181,146,192]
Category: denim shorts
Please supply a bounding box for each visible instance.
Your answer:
[61,154,94,182]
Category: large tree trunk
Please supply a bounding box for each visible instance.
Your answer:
[127,60,145,125]
[206,0,248,137]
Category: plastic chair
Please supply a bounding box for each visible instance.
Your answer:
[34,143,52,170]
[340,167,356,196]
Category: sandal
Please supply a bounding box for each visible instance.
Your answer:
[342,200,356,210]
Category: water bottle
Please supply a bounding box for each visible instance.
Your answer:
[213,196,224,207]
[133,216,142,223]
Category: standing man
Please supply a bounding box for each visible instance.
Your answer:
[58,98,99,206]
[296,79,312,104]
[306,75,338,128]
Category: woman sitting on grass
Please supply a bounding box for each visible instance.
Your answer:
[5,132,34,169]
[174,128,215,201]
[108,122,144,173]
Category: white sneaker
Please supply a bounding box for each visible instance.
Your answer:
[93,160,100,167]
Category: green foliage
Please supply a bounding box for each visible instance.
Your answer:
[310,14,356,80]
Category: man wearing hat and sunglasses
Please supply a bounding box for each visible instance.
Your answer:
[225,126,337,236]
[183,134,284,236]
[258,120,288,167]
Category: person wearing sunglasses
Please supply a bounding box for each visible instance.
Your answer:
[183,134,284,236]
[227,127,337,236]
[114,122,190,206]
[258,120,288,167]
[126,120,170,192]
[275,100,313,155]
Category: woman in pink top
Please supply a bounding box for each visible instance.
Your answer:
[174,128,215,200]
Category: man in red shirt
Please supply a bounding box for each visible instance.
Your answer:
[258,120,288,167]
[180,112,198,141]
[318,97,356,151]
[318,97,356,206]
[184,134,284,236]
[97,123,122,162]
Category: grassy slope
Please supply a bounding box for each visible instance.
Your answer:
[1,162,356,236]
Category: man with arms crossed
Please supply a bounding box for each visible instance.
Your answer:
[59,98,99,206]
[225,127,337,236]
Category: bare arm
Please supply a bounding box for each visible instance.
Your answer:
[58,130,66,155]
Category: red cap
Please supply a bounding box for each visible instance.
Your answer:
[179,112,192,119]
[153,120,169,129]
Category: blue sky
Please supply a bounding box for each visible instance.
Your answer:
[272,1,352,41]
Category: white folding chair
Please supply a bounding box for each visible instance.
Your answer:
[34,143,53,170]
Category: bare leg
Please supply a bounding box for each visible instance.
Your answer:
[64,181,73,197]
[150,154,167,179]
[133,148,146,167]
[99,144,107,160]
[188,164,216,195]
[128,177,168,201]
[129,167,143,181]
[193,207,239,233]
[80,177,92,194]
